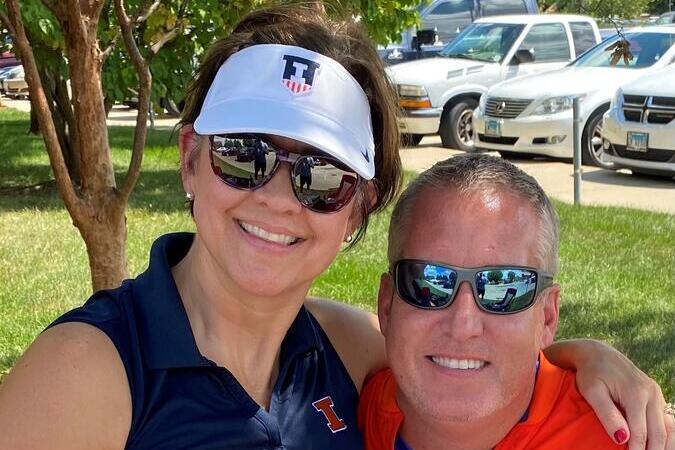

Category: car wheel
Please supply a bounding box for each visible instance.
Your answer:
[581,106,613,169]
[498,151,536,160]
[401,134,423,146]
[440,98,478,151]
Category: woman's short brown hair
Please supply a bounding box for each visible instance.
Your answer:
[179,4,402,245]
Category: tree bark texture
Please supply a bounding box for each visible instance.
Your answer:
[5,0,150,292]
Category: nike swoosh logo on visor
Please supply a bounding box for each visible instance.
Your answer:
[361,148,370,163]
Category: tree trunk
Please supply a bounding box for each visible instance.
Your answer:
[78,201,129,291]
[104,96,114,116]
[7,0,150,293]
[29,97,40,134]
[51,70,81,186]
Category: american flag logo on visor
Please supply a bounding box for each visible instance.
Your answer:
[281,54,321,94]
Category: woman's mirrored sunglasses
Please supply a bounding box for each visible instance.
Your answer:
[391,259,554,315]
[208,134,361,214]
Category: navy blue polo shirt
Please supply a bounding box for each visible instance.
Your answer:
[49,232,364,450]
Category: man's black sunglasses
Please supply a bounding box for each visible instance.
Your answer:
[390,259,554,315]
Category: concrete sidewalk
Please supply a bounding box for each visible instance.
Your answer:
[2,99,673,214]
[2,98,178,129]
[403,137,675,215]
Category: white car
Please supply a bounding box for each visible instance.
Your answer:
[473,26,675,168]
[603,64,675,178]
[387,14,600,150]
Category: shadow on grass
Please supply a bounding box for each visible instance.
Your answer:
[0,167,185,213]
[0,114,176,168]
[1,108,183,213]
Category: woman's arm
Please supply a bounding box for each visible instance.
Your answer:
[0,322,131,450]
[545,339,671,450]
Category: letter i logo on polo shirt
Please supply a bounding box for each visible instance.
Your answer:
[312,396,347,433]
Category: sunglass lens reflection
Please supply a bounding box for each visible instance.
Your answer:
[292,156,359,213]
[210,135,359,212]
[210,135,276,189]
[399,262,455,308]
[476,269,537,313]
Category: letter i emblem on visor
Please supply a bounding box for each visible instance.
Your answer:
[282,55,321,94]
[312,396,347,433]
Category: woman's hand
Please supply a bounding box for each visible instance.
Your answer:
[544,339,672,450]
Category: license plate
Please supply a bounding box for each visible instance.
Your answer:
[627,132,648,152]
[485,119,501,138]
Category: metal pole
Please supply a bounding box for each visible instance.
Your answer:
[149,98,155,129]
[572,97,581,206]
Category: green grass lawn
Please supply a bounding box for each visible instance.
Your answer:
[0,107,673,398]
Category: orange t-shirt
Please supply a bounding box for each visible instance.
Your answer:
[358,353,625,450]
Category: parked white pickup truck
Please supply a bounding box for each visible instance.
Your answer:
[473,26,675,168]
[603,64,675,178]
[387,14,600,150]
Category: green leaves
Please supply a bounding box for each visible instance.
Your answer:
[7,0,425,110]
[539,0,651,21]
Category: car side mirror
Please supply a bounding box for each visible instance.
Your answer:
[415,29,438,51]
[511,49,535,65]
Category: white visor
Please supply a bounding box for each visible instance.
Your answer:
[194,44,375,179]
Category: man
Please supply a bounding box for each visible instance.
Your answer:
[253,139,268,179]
[297,156,315,192]
[476,272,486,300]
[359,154,627,450]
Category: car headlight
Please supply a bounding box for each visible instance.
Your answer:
[398,84,428,98]
[398,84,432,109]
[478,93,487,112]
[532,95,584,116]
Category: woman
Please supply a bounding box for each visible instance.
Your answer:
[0,5,669,450]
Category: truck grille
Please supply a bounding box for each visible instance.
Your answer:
[622,94,675,125]
[485,97,532,119]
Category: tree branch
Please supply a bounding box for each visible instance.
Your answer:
[113,0,151,201]
[64,0,83,22]
[149,26,179,56]
[40,0,60,17]
[5,0,82,215]
[148,0,190,57]
[101,31,120,60]
[0,9,15,36]
[135,0,161,23]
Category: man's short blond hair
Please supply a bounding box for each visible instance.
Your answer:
[388,154,560,274]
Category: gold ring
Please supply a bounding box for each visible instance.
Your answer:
[666,403,675,417]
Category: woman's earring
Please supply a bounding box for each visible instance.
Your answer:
[186,192,194,201]
[344,234,353,244]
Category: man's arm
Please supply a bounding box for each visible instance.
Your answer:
[308,297,672,450]
[305,297,386,392]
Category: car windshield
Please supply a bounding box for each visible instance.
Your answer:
[656,14,673,24]
[573,31,675,68]
[440,22,525,62]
